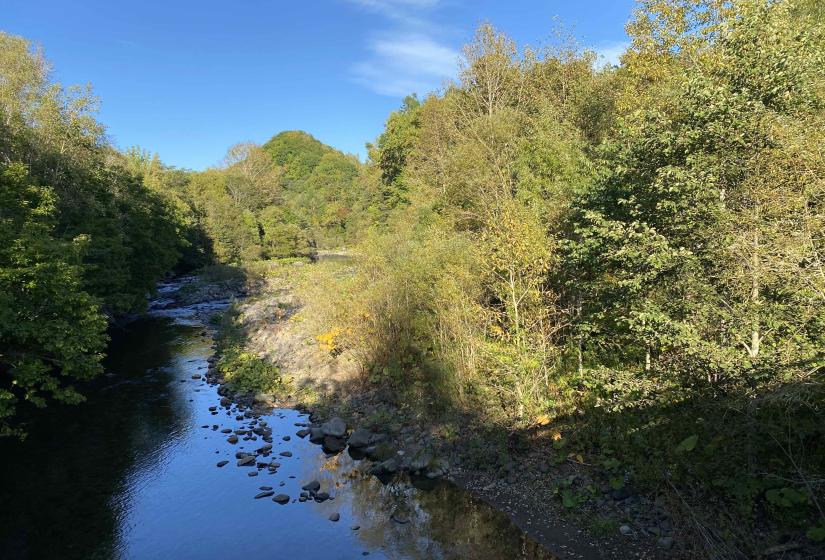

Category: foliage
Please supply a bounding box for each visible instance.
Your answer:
[320,1,825,549]
[0,32,191,435]
[217,346,291,396]
[0,163,108,437]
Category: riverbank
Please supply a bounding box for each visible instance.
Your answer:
[198,259,673,559]
[199,259,824,560]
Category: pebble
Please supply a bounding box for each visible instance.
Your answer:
[279,451,292,457]
[619,525,632,535]
[329,513,340,522]
[255,490,275,499]
[657,536,674,550]
[273,494,290,504]
[216,460,229,468]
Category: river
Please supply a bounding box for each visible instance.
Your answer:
[0,286,557,560]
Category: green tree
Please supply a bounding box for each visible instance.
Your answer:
[0,164,107,437]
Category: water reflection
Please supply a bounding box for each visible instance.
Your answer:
[0,319,189,560]
[0,316,556,560]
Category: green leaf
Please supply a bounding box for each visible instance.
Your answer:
[609,476,625,490]
[675,434,699,453]
[807,526,825,542]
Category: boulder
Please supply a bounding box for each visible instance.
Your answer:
[321,417,347,438]
[323,436,347,454]
[301,480,321,493]
[370,457,399,476]
[309,427,326,444]
[410,449,434,472]
[348,428,386,448]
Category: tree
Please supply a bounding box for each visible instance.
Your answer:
[0,163,107,437]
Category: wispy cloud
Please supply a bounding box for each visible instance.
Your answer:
[345,0,458,97]
[592,40,629,69]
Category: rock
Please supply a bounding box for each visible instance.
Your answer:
[302,480,321,493]
[255,491,275,499]
[347,428,376,448]
[256,444,273,453]
[351,525,360,531]
[321,417,347,438]
[425,458,449,479]
[248,471,258,477]
[191,374,201,379]
[272,494,290,504]
[226,435,238,444]
[237,455,256,466]
[391,513,410,524]
[329,512,340,522]
[657,536,674,550]
[364,443,394,462]
[220,428,232,434]
[296,429,311,438]
[309,427,326,444]
[282,435,291,441]
[323,436,347,454]
[279,451,292,457]
[370,457,399,476]
[254,393,273,405]
[411,449,434,471]
[220,397,231,407]
[216,460,229,468]
[259,486,273,490]
[314,492,330,502]
[619,525,632,536]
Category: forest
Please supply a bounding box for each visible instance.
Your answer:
[1,0,823,555]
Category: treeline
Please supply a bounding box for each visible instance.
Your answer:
[325,0,824,549]
[0,31,377,436]
[0,33,213,436]
[186,131,375,263]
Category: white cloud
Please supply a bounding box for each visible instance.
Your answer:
[592,40,630,69]
[353,33,458,96]
[345,0,457,97]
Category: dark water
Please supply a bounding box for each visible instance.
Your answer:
[0,313,556,560]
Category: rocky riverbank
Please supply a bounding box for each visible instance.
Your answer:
[186,263,677,560]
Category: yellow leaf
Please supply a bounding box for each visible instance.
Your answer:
[552,432,562,441]
[535,414,551,426]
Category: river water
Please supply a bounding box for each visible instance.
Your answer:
[0,292,557,560]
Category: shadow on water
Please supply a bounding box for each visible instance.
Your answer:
[0,318,192,560]
[0,312,557,560]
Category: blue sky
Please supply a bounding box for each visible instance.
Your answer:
[2,0,635,170]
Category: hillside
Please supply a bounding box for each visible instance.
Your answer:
[187,131,373,262]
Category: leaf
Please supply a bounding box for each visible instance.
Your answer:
[807,526,825,542]
[609,476,625,490]
[561,488,577,508]
[675,434,699,453]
